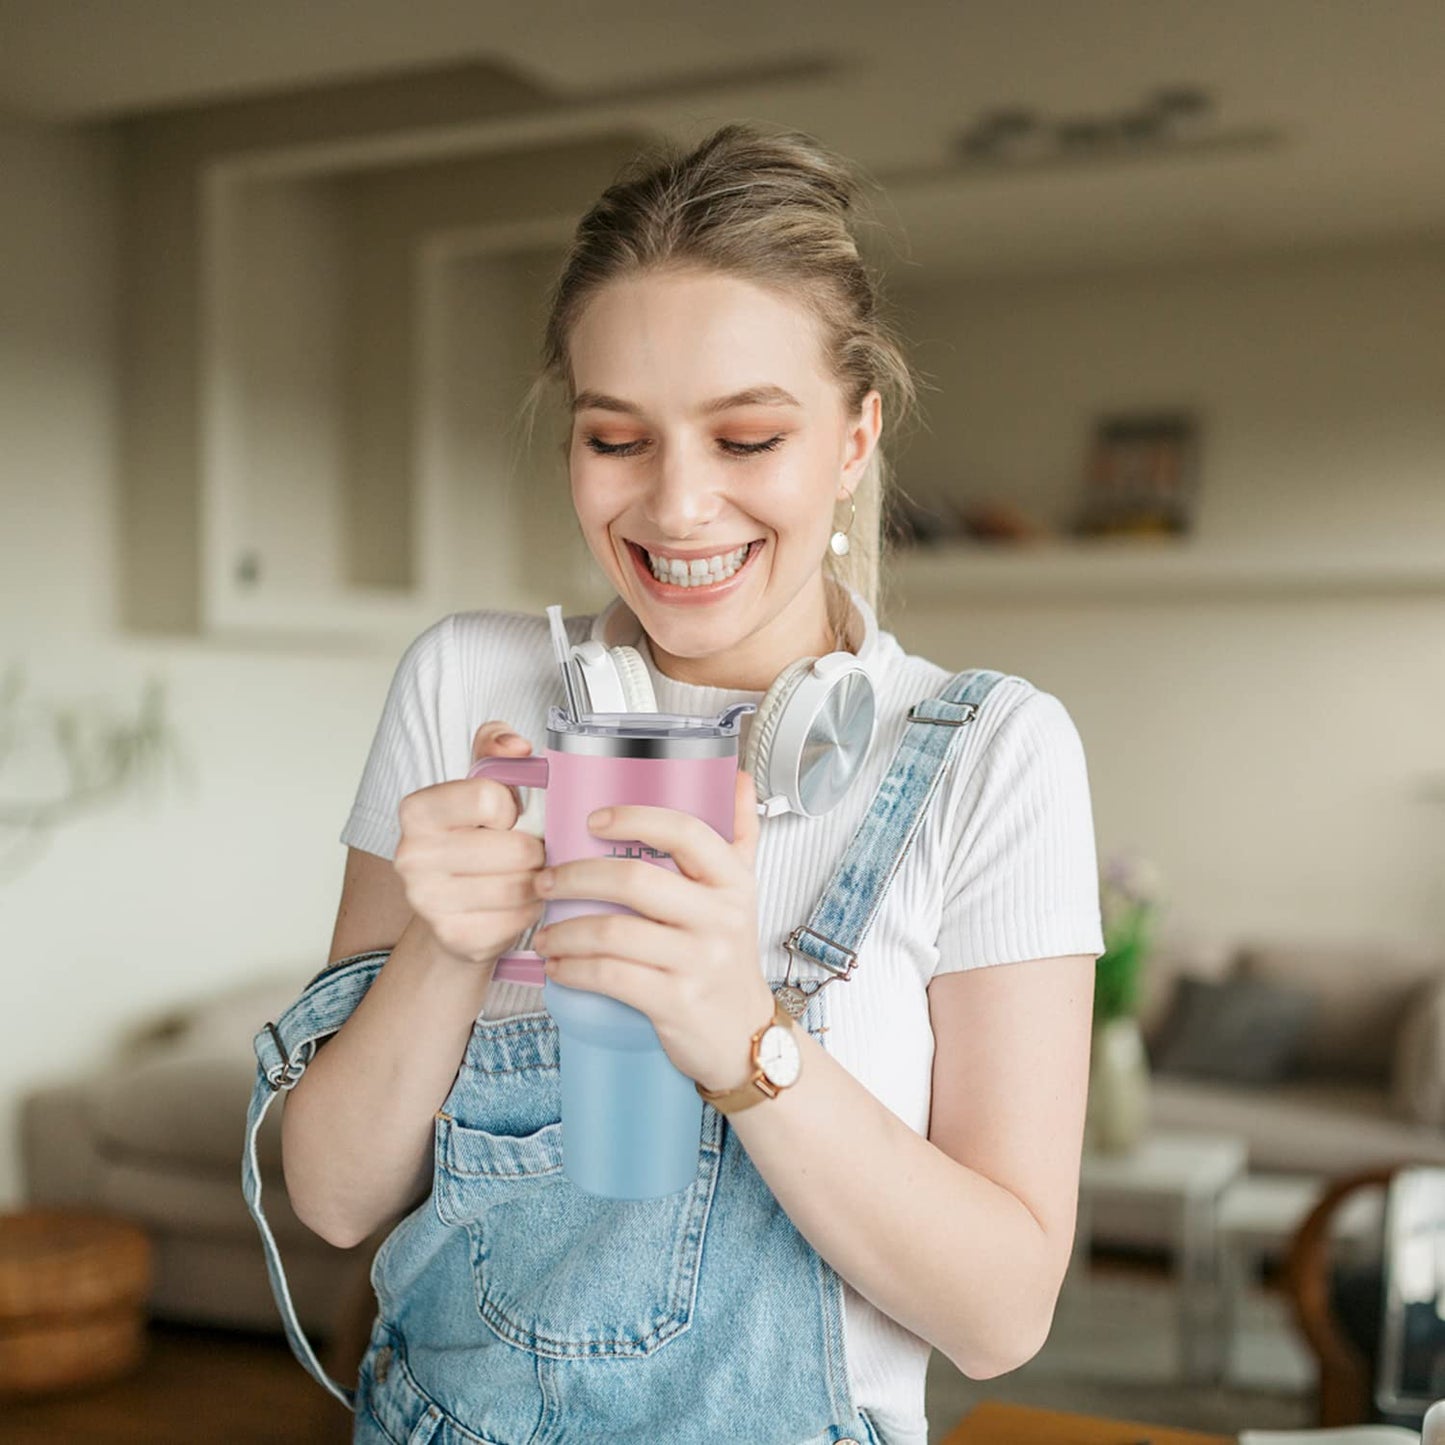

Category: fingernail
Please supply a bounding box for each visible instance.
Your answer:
[588,808,612,829]
[534,869,554,893]
[497,731,521,744]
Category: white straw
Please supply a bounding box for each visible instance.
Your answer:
[547,604,583,720]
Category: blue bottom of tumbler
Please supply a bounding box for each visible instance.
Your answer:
[543,977,703,1200]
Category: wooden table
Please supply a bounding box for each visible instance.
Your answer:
[939,1399,1234,1443]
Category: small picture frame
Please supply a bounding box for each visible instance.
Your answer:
[1073,410,1200,539]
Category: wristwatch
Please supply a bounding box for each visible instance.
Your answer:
[695,997,803,1115]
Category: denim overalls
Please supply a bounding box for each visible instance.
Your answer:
[243,668,1007,1445]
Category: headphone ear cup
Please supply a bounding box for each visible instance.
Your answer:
[743,657,815,808]
[569,639,658,713]
[607,644,658,712]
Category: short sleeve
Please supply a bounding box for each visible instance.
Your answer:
[339,614,457,860]
[932,687,1106,977]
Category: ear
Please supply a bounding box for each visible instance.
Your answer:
[733,767,761,870]
[840,389,882,488]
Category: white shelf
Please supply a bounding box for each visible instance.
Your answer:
[889,538,1445,601]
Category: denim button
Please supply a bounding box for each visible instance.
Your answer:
[373,1345,392,1384]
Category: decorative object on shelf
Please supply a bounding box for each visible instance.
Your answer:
[883,489,1058,549]
[1085,851,1164,1155]
[947,86,1282,174]
[955,499,1053,545]
[0,665,191,885]
[881,489,962,549]
[1074,410,1201,539]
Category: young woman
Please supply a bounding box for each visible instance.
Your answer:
[272,122,1105,1445]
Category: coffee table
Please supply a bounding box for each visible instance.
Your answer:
[1215,1169,1383,1387]
[1068,1128,1248,1385]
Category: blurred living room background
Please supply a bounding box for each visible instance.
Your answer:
[3,1,1444,1441]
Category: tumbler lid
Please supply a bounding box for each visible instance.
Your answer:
[544,702,755,759]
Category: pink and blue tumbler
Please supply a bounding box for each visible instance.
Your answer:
[468,701,755,1201]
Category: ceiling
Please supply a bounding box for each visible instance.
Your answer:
[2,0,1444,279]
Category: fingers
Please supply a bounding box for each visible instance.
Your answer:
[399,867,544,918]
[399,776,520,835]
[398,721,533,835]
[733,768,760,870]
[471,719,530,763]
[537,856,700,929]
[472,719,533,820]
[591,804,737,887]
[393,825,544,881]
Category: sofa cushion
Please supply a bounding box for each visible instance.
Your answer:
[1136,931,1239,1051]
[1392,974,1445,1126]
[1236,940,1445,1084]
[1151,974,1316,1085]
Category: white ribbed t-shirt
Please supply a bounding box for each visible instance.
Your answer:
[339,590,1105,1445]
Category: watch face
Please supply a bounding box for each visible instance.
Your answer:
[758,1025,802,1088]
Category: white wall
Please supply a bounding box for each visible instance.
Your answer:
[888,240,1445,952]
[4,108,1444,1210]
[0,117,404,1206]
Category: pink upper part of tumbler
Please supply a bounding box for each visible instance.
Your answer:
[467,746,738,986]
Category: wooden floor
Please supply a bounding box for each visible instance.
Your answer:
[3,1322,356,1445]
[1,1250,1308,1443]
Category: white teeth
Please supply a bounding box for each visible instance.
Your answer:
[642,542,754,587]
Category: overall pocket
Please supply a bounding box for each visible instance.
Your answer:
[433,1108,721,1360]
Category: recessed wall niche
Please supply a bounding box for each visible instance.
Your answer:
[114,76,649,643]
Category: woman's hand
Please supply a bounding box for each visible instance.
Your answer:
[529,767,774,1093]
[391,721,546,968]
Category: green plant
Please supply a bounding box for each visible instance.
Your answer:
[1093,852,1163,1025]
[0,662,191,884]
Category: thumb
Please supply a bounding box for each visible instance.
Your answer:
[470,721,532,821]
[733,766,760,870]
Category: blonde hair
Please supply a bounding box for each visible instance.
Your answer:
[519,121,920,645]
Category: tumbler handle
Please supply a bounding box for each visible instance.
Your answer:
[467,755,550,788]
[467,755,551,984]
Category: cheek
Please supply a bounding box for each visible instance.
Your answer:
[570,460,623,524]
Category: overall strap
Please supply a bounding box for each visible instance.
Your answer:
[241,949,391,1412]
[781,668,1009,1000]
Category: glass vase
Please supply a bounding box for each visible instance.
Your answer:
[1086,1014,1151,1155]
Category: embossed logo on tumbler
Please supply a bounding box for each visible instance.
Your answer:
[468,700,754,1201]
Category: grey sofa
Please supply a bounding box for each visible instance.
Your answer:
[1088,929,1445,1252]
[18,965,371,1336]
[20,932,1445,1332]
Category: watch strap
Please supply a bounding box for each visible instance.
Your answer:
[695,998,798,1114]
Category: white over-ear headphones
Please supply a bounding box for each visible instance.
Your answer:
[571,583,882,820]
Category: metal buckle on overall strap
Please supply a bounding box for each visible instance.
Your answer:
[783,924,858,985]
[906,700,979,726]
[263,1022,311,1093]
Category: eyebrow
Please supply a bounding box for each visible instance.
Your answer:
[570,384,803,417]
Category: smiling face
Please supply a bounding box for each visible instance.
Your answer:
[567,267,881,691]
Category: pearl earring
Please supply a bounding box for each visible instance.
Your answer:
[829,491,856,557]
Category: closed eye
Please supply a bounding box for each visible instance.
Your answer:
[583,435,785,459]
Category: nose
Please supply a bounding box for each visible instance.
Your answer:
[639,438,727,539]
